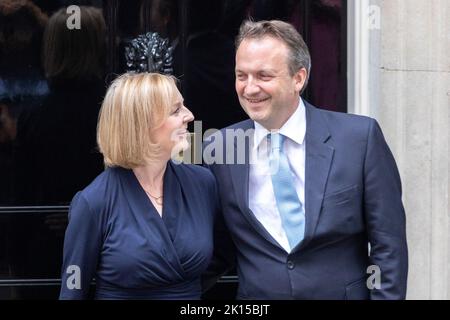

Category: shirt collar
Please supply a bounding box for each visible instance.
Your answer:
[253,98,306,150]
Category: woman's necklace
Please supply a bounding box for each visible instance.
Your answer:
[144,189,163,206]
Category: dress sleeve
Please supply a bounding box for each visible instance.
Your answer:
[59,192,103,299]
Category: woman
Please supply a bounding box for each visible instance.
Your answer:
[59,73,218,299]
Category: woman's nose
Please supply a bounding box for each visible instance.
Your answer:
[183,107,194,122]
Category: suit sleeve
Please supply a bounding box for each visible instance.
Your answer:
[363,119,408,300]
[59,192,102,299]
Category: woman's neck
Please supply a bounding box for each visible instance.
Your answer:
[132,160,168,191]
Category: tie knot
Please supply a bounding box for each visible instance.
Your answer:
[269,133,285,152]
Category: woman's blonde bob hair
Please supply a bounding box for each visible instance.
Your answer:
[97,72,178,168]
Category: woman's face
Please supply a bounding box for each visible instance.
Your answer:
[151,89,194,159]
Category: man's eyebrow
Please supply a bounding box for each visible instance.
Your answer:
[259,69,276,74]
[235,68,277,73]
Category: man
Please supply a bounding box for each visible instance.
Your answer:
[203,20,408,300]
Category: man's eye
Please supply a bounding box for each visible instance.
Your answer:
[236,74,247,80]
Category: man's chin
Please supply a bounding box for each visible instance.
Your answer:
[247,112,267,123]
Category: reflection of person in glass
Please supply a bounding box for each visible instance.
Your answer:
[13,6,106,205]
[0,0,49,155]
[60,73,218,300]
[0,0,49,98]
[183,0,246,132]
[140,0,178,41]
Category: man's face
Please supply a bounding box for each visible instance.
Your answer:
[235,36,306,130]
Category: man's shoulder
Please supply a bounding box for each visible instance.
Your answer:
[203,119,254,145]
[307,104,376,135]
[309,104,373,125]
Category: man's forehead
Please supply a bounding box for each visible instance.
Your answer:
[236,39,289,71]
[238,37,288,58]
[235,62,278,73]
[240,36,286,48]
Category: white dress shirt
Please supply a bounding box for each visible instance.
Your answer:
[249,99,306,253]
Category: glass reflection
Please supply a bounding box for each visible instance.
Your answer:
[0,0,49,205]
[0,212,65,278]
[13,6,106,205]
[1,2,107,299]
[183,0,246,132]
[140,0,178,41]
[309,0,344,112]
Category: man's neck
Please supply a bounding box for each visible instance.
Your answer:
[259,98,300,131]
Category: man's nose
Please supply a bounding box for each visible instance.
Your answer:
[244,78,260,95]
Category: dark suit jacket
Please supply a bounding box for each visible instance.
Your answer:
[204,101,408,300]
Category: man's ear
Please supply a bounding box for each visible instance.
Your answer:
[294,68,308,93]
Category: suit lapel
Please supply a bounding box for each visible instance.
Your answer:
[295,102,334,252]
[228,121,284,249]
[228,103,335,252]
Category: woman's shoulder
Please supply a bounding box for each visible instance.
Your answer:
[69,168,120,228]
[75,167,125,207]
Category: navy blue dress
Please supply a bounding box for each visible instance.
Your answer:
[59,161,218,299]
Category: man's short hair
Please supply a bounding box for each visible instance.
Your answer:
[97,73,178,169]
[236,20,311,94]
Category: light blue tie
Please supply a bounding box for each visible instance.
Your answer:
[269,133,305,250]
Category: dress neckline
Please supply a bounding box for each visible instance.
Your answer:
[128,161,172,220]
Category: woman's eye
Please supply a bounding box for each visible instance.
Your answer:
[171,107,181,115]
